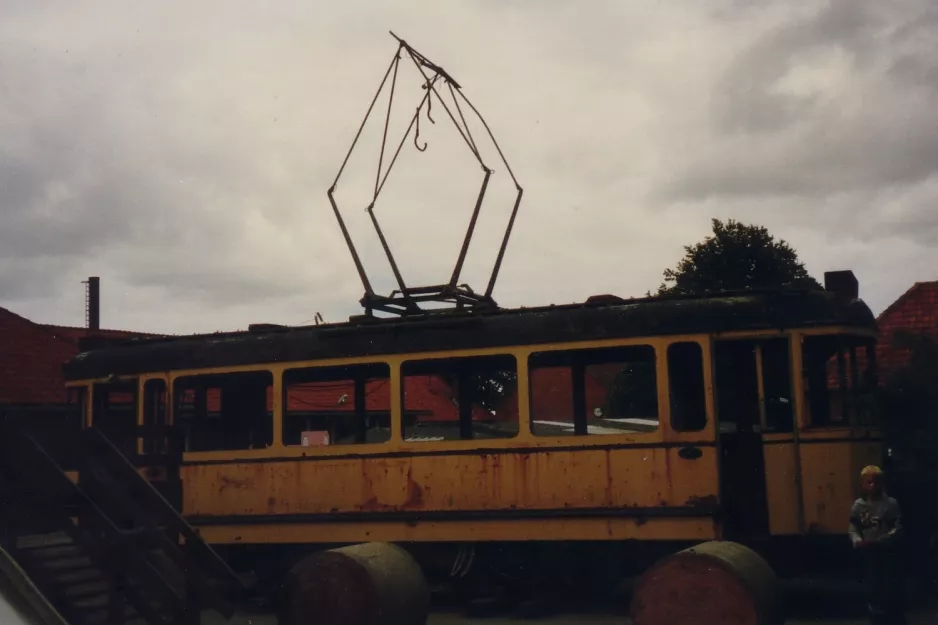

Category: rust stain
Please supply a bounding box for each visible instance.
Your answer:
[218,476,251,493]
[266,496,277,513]
[403,467,424,509]
[685,494,719,508]
[360,495,382,512]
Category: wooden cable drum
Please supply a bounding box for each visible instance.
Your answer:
[278,542,430,625]
[630,541,781,625]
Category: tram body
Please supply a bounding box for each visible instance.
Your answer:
[61,286,882,580]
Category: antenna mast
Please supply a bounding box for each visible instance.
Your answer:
[327,32,523,317]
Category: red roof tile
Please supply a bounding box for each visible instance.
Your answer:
[40,324,161,343]
[184,375,494,422]
[0,307,154,406]
[874,281,938,379]
[496,365,617,422]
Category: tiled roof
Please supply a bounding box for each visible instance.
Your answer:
[495,365,618,422]
[40,324,161,343]
[0,308,80,405]
[181,375,495,422]
[874,281,938,378]
[0,307,153,405]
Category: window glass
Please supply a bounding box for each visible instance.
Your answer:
[803,335,877,427]
[668,342,707,432]
[714,338,794,433]
[402,355,518,442]
[283,363,391,447]
[173,371,273,451]
[92,380,138,456]
[143,379,168,453]
[529,345,658,437]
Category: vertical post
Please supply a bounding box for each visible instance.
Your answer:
[87,277,100,330]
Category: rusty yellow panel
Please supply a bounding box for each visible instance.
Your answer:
[799,440,882,534]
[194,517,719,545]
[182,446,720,529]
[763,442,799,535]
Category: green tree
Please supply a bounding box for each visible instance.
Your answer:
[658,218,821,296]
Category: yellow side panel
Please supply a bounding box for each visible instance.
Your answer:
[181,446,719,541]
[799,441,882,534]
[196,517,718,545]
[762,442,799,535]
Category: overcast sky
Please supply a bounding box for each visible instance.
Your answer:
[2,0,936,334]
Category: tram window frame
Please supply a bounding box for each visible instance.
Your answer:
[802,334,878,428]
[172,370,273,452]
[143,379,168,454]
[282,363,392,447]
[713,338,794,434]
[401,354,519,442]
[92,379,139,456]
[667,342,707,432]
[528,344,659,437]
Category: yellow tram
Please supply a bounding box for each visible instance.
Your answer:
[61,272,882,608]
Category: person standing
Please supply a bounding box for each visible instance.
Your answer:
[848,465,906,625]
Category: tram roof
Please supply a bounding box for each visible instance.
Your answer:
[63,289,876,380]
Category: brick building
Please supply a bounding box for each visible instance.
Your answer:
[872,281,938,381]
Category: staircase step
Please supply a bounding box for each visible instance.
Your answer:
[65,600,142,625]
[50,568,107,587]
[61,579,110,601]
[16,532,74,550]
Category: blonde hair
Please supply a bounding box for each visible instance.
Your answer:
[861,465,883,477]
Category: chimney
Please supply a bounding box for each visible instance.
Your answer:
[823,270,858,300]
[84,276,100,330]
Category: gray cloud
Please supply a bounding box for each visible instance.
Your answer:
[1,0,936,332]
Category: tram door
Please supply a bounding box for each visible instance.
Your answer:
[714,340,770,540]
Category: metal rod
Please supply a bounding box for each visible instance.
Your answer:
[374,54,400,200]
[376,86,435,199]
[485,187,524,298]
[449,82,479,155]
[389,31,461,88]
[366,205,411,303]
[402,49,485,166]
[449,169,492,289]
[328,190,374,295]
[331,45,402,190]
[454,88,521,188]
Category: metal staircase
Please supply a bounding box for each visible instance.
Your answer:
[0,423,248,625]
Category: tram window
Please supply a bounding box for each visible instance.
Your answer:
[529,345,658,437]
[282,363,391,447]
[401,355,518,442]
[143,380,167,453]
[714,339,794,433]
[761,338,793,433]
[668,342,707,432]
[803,335,877,427]
[92,380,138,456]
[68,386,88,428]
[173,371,273,452]
[714,341,759,433]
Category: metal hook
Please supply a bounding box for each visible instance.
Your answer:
[414,106,427,152]
[425,79,436,124]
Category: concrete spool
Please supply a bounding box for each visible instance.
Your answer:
[630,540,781,625]
[278,542,429,625]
